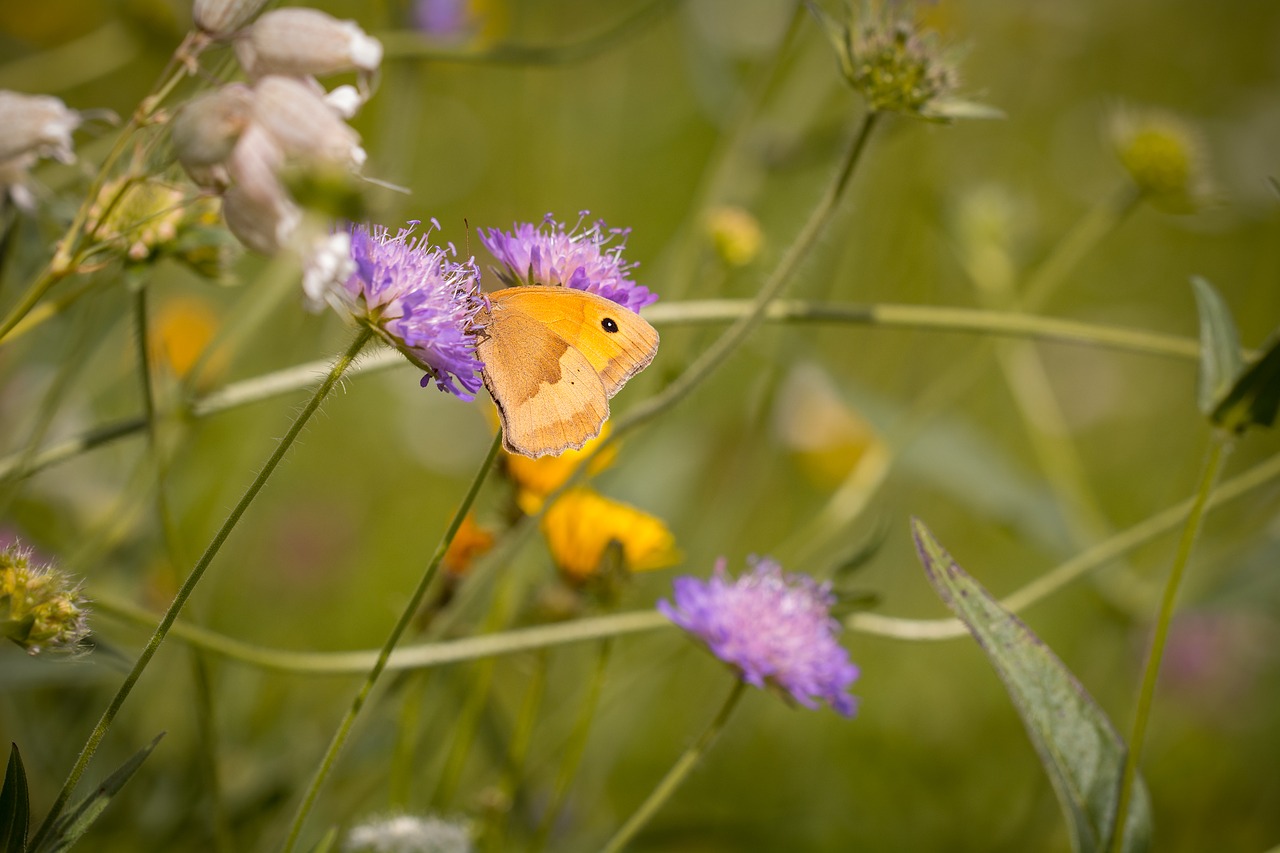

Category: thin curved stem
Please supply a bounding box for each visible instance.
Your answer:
[611,112,881,440]
[280,433,504,853]
[28,326,371,850]
[0,302,1209,485]
[601,679,747,853]
[1109,433,1232,850]
[0,38,199,344]
[87,443,1280,666]
[29,328,373,849]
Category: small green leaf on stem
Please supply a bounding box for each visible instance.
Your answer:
[36,733,164,853]
[1190,276,1243,415]
[912,519,1150,853]
[1211,328,1280,434]
[1,744,30,853]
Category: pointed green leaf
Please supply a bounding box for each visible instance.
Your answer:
[1,745,30,853]
[912,519,1151,853]
[35,733,164,853]
[1190,277,1244,415]
[1211,327,1280,433]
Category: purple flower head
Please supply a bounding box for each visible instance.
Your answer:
[478,211,658,314]
[344,221,485,400]
[659,556,860,717]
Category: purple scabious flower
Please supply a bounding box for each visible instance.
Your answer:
[344,221,485,399]
[659,556,860,717]
[478,211,658,313]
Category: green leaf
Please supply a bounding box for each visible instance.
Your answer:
[1,744,30,853]
[35,733,164,853]
[912,519,1151,853]
[1211,327,1280,433]
[1190,277,1244,415]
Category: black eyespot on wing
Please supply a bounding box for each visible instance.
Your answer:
[601,317,619,333]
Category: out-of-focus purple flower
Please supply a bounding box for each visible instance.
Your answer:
[414,0,471,38]
[342,221,485,399]
[478,212,657,313]
[659,556,860,717]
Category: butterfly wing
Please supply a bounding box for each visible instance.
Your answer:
[477,294,611,457]
[491,287,659,398]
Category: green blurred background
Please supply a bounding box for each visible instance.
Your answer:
[2,0,1280,850]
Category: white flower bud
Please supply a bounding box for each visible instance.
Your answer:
[301,231,354,312]
[324,85,363,120]
[193,0,269,37]
[222,124,298,254]
[0,90,81,165]
[250,76,366,170]
[235,8,383,80]
[170,84,254,189]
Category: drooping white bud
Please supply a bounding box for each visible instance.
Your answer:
[234,8,383,80]
[193,0,269,37]
[250,76,366,170]
[222,124,298,254]
[170,84,254,189]
[0,90,82,165]
[324,85,363,120]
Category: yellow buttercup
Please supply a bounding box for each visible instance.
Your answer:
[475,285,659,458]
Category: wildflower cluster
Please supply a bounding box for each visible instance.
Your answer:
[0,90,88,210]
[1,543,89,655]
[479,212,658,313]
[661,556,860,716]
[339,221,486,398]
[833,4,956,117]
[174,3,383,260]
[344,812,472,853]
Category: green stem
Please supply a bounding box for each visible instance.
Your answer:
[86,439,1280,666]
[280,433,504,852]
[1109,433,1232,850]
[0,302,1212,485]
[531,638,613,851]
[0,40,198,345]
[612,112,881,439]
[601,679,747,853]
[1021,184,1142,312]
[29,328,373,849]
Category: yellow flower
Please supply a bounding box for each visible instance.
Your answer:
[443,513,495,577]
[705,205,763,267]
[540,489,680,582]
[504,421,616,514]
[149,294,224,383]
[775,364,887,488]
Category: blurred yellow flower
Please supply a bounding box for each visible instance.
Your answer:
[775,364,887,489]
[1109,105,1211,213]
[443,512,495,577]
[705,205,764,267]
[504,421,616,514]
[149,295,223,382]
[541,488,680,582]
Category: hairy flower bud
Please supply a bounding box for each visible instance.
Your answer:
[235,8,383,80]
[250,76,366,170]
[0,90,82,165]
[1109,105,1211,214]
[171,84,254,189]
[193,0,269,37]
[1,543,89,656]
